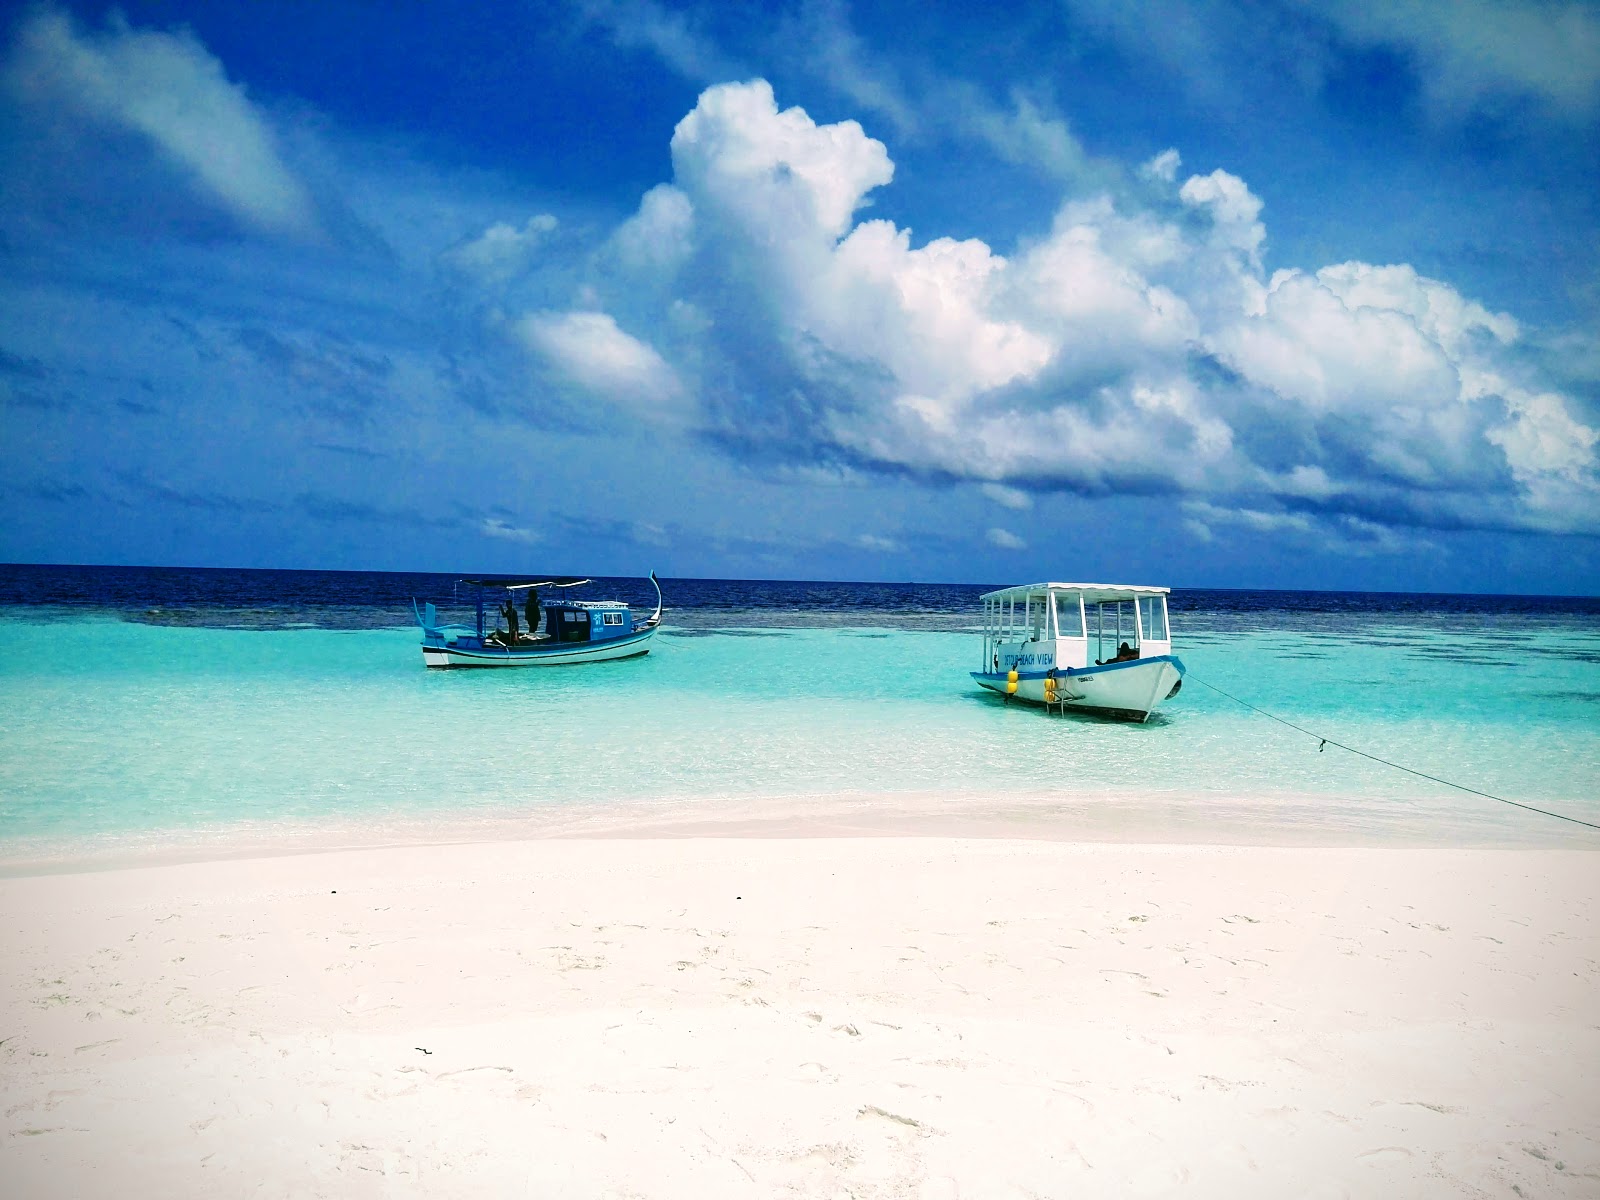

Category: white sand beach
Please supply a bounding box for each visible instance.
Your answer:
[3,833,1597,1198]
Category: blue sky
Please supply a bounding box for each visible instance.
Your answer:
[1,0,1597,593]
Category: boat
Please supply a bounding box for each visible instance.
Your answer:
[414,573,663,667]
[971,582,1184,721]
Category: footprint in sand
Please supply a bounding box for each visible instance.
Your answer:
[795,1061,836,1083]
[1211,1142,1257,1170]
[858,1104,925,1131]
[1356,1146,1413,1166]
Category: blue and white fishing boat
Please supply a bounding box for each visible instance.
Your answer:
[414,573,663,668]
[972,582,1184,721]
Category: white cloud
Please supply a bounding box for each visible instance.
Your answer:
[1504,388,1600,477]
[1317,0,1600,120]
[1182,501,1439,557]
[1140,148,1181,182]
[1315,261,1519,352]
[1179,169,1265,269]
[825,220,1053,400]
[480,516,541,544]
[516,310,683,413]
[666,81,1052,418]
[583,79,1597,540]
[1182,501,1316,538]
[442,215,557,284]
[796,4,1107,187]
[1205,260,1597,516]
[1011,201,1197,361]
[944,85,1095,184]
[575,0,737,82]
[671,79,893,243]
[1063,0,1332,112]
[981,482,1033,509]
[612,0,1103,189]
[854,532,901,552]
[1212,268,1459,419]
[1064,0,1600,123]
[630,521,672,548]
[796,4,920,139]
[6,8,315,236]
[987,527,1026,549]
[610,185,694,273]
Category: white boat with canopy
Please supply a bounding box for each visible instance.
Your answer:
[972,582,1184,721]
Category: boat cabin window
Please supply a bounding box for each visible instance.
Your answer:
[602,612,624,626]
[1026,595,1048,640]
[556,609,591,643]
[1139,595,1167,642]
[1054,592,1085,638]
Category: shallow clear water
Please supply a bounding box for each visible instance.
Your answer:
[1,570,1597,862]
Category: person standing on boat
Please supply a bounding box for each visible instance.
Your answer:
[501,595,520,644]
[525,588,540,639]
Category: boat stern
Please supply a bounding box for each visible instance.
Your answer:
[415,598,474,668]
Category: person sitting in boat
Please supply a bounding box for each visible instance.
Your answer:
[1096,641,1140,665]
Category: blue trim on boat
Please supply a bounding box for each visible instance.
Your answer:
[972,654,1185,685]
[428,627,656,662]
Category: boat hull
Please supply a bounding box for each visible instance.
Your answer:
[972,655,1184,721]
[422,626,656,668]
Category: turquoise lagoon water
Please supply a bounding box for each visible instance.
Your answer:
[1,587,1597,863]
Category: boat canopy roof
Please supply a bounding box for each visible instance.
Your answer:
[980,581,1170,605]
[457,577,591,591]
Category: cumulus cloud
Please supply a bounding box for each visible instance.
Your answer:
[609,185,694,273]
[5,7,316,236]
[564,79,1600,541]
[1179,169,1266,268]
[672,79,892,243]
[1140,148,1181,182]
[442,215,558,284]
[517,310,683,414]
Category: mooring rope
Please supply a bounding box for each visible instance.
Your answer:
[1188,674,1600,833]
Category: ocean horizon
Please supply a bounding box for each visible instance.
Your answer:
[2,562,1597,868]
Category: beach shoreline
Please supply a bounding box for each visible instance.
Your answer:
[2,829,1596,1197]
[5,778,1596,880]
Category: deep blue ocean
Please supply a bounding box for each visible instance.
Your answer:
[1,563,1597,865]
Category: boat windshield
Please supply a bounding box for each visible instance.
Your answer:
[980,584,1170,671]
[1088,599,1138,662]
